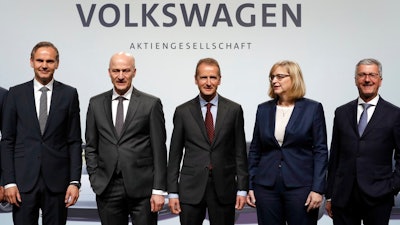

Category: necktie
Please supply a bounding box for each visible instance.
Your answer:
[38,87,49,134]
[358,103,372,136]
[205,103,214,143]
[115,96,125,136]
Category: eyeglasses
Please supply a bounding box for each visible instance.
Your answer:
[356,73,380,79]
[269,74,290,82]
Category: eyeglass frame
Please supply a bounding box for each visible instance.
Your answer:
[356,72,381,80]
[269,74,290,82]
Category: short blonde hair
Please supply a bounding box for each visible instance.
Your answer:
[268,60,306,100]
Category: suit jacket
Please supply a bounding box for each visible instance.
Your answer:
[1,80,82,193]
[0,86,8,184]
[167,95,249,205]
[326,97,400,207]
[248,98,328,194]
[85,87,167,198]
[0,86,7,130]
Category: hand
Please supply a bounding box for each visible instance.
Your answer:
[235,195,246,210]
[150,194,165,212]
[0,186,4,201]
[304,191,323,212]
[325,200,333,218]
[246,190,256,208]
[65,185,80,208]
[5,186,22,207]
[168,198,181,214]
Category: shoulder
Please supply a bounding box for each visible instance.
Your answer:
[257,99,275,109]
[0,86,7,98]
[54,80,77,92]
[133,88,161,102]
[377,97,400,112]
[218,95,241,109]
[9,80,31,91]
[296,98,324,110]
[175,97,197,111]
[298,97,321,105]
[334,99,357,115]
[89,90,112,102]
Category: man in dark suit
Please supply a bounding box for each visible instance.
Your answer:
[167,58,249,225]
[85,52,167,225]
[0,86,8,201]
[1,41,82,225]
[325,58,400,225]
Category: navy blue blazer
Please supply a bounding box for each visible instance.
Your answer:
[248,98,328,194]
[0,86,8,184]
[1,80,82,193]
[326,97,400,207]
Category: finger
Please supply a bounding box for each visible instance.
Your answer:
[150,199,155,212]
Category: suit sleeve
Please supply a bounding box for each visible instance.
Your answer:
[234,105,249,191]
[311,103,328,194]
[149,99,167,191]
[326,109,340,199]
[391,109,400,193]
[84,99,99,176]
[67,88,83,182]
[248,106,262,190]
[167,108,185,194]
[1,88,18,185]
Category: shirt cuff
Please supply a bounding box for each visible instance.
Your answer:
[237,190,247,197]
[5,183,17,189]
[168,193,179,199]
[152,189,167,196]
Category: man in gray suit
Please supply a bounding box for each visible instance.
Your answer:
[167,58,249,225]
[85,52,167,225]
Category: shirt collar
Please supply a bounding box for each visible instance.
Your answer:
[357,95,379,106]
[199,94,219,107]
[33,78,54,92]
[112,85,133,100]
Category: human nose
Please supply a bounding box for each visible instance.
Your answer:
[41,61,48,69]
[116,71,125,79]
[205,77,211,85]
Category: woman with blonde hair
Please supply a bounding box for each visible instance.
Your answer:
[247,60,328,225]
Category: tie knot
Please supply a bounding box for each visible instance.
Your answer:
[40,87,49,93]
[116,96,126,102]
[206,102,213,110]
[360,103,372,110]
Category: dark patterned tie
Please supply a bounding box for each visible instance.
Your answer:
[358,103,371,136]
[115,96,125,136]
[38,87,49,134]
[205,103,214,143]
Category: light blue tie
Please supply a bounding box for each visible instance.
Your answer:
[358,103,371,136]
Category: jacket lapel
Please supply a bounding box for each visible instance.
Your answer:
[213,96,228,146]
[189,97,210,144]
[361,97,384,137]
[25,80,42,135]
[102,90,116,139]
[121,88,140,140]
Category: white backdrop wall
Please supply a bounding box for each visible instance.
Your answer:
[1,1,400,224]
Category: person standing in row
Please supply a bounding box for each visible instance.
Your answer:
[167,57,249,225]
[85,52,167,225]
[1,41,82,225]
[247,60,328,225]
[325,58,400,225]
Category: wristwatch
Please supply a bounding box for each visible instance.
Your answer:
[70,182,81,189]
